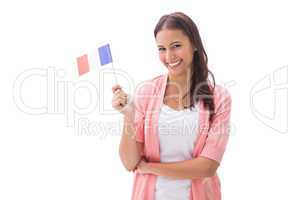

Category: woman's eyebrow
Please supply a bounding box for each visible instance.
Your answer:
[169,41,181,45]
[157,41,181,47]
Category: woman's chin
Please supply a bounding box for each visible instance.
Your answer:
[167,69,186,77]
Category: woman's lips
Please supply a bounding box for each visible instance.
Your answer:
[168,60,182,68]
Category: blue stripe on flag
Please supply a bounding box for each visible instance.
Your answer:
[98,44,112,65]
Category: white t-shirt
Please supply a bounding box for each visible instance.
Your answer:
[155,103,199,200]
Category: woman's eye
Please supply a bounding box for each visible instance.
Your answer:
[173,44,181,48]
[158,48,166,52]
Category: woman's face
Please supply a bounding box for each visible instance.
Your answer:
[155,28,195,78]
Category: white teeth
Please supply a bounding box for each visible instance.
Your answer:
[168,60,181,67]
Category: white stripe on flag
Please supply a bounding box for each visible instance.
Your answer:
[87,48,101,71]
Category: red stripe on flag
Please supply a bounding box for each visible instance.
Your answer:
[77,54,90,75]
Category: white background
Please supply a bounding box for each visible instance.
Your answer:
[0,0,299,199]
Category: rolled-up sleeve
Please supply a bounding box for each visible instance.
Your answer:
[134,96,145,143]
[132,82,151,143]
[200,88,232,163]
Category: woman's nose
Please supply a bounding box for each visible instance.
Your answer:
[165,50,177,63]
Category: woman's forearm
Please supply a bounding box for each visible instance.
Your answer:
[146,157,218,179]
[119,116,142,171]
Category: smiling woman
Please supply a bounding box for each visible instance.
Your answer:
[156,29,195,80]
[112,12,232,200]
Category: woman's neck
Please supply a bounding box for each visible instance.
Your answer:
[168,72,191,93]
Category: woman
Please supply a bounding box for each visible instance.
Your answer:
[112,12,231,200]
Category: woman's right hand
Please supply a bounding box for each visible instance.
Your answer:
[111,85,134,119]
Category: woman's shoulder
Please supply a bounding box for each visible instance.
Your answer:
[150,74,166,82]
[143,74,166,87]
[212,84,232,109]
[213,84,231,98]
[133,74,166,110]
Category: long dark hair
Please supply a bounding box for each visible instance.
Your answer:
[154,12,216,123]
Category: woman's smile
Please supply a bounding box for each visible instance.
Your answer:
[168,59,182,68]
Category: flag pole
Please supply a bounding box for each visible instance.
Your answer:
[108,42,118,85]
[108,42,123,106]
[111,61,118,85]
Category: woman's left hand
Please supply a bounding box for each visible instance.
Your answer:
[136,158,152,174]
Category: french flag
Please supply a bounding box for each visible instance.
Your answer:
[77,43,113,76]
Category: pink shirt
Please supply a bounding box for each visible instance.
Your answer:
[131,74,232,200]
